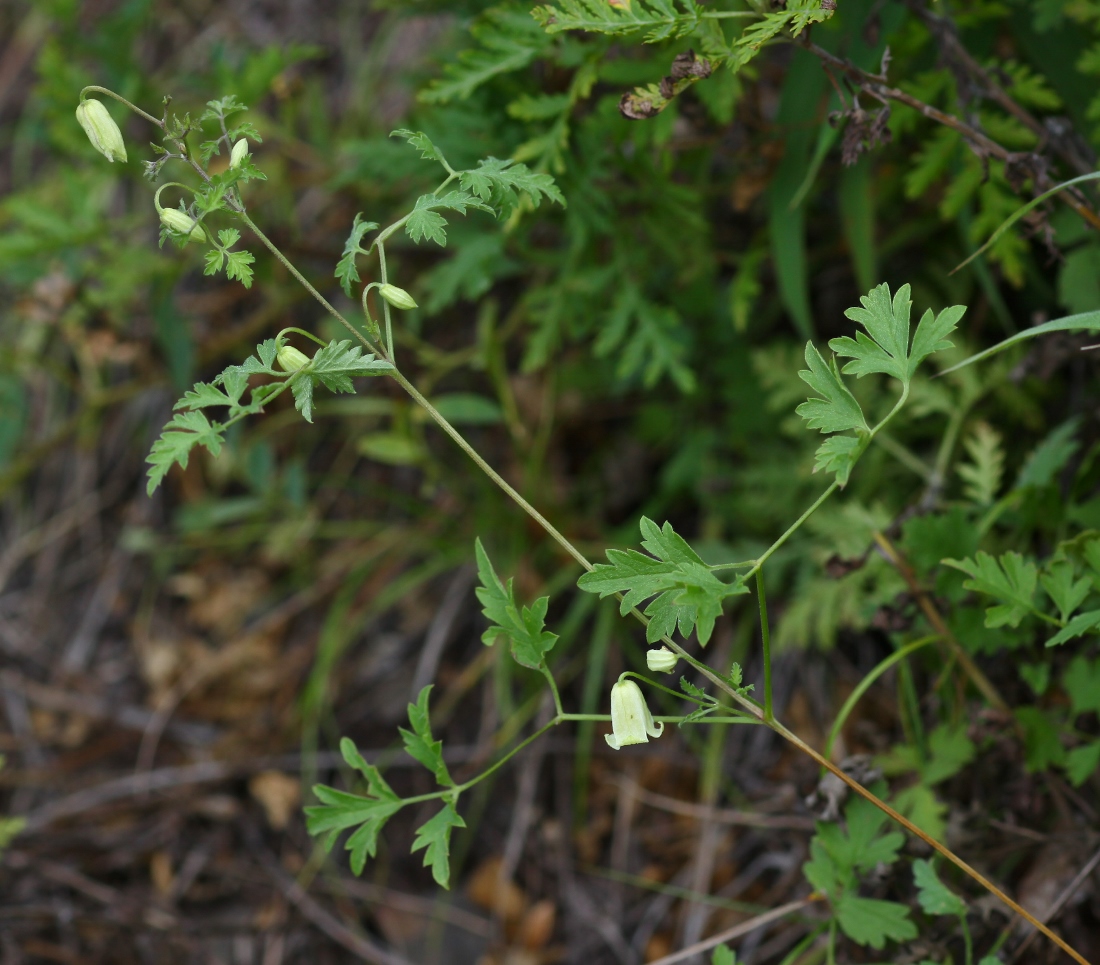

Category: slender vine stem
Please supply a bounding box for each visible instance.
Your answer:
[755,570,773,721]
[376,242,394,360]
[79,85,161,125]
[821,634,938,765]
[390,370,593,572]
[743,481,839,580]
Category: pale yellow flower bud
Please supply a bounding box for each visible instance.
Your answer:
[230,138,249,169]
[159,209,206,244]
[379,284,418,311]
[76,99,127,163]
[277,345,311,372]
[646,647,678,673]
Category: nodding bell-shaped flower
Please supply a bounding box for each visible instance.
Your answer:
[229,138,249,169]
[159,208,206,244]
[277,345,311,373]
[646,647,678,673]
[378,283,418,311]
[76,99,127,163]
[605,676,663,750]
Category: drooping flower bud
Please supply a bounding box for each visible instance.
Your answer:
[159,208,206,243]
[229,138,249,169]
[378,284,418,311]
[75,99,127,163]
[277,345,311,373]
[646,647,678,673]
[605,676,663,750]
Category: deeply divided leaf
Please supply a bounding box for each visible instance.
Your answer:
[796,343,868,434]
[828,283,963,384]
[943,551,1038,628]
[577,517,747,645]
[474,538,558,670]
[400,685,454,787]
[411,802,466,889]
[912,859,967,917]
[146,411,225,495]
[335,213,380,296]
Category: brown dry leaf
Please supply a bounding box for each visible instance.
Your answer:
[516,899,555,950]
[466,856,528,921]
[190,795,240,821]
[138,639,184,695]
[373,905,426,946]
[645,933,674,962]
[1015,843,1089,928]
[184,567,269,636]
[248,771,301,830]
[149,851,174,896]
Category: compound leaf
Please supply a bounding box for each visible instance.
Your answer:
[474,538,558,670]
[578,518,746,645]
[796,342,868,434]
[335,213,379,296]
[306,741,402,876]
[459,157,565,214]
[390,128,447,164]
[835,894,917,949]
[958,423,1004,506]
[146,410,224,495]
[421,7,549,103]
[411,802,466,889]
[913,859,967,917]
[830,283,912,383]
[1040,561,1091,622]
[399,685,453,787]
[813,435,863,486]
[943,551,1039,628]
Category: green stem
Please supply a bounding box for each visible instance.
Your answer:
[455,719,559,792]
[390,369,592,572]
[756,570,773,721]
[744,481,839,580]
[541,666,564,717]
[821,634,938,766]
[238,213,387,360]
[79,85,161,125]
[377,242,394,360]
[277,326,328,348]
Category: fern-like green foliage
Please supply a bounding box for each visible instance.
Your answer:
[146,338,392,493]
[308,689,466,889]
[957,423,1004,506]
[421,5,551,103]
[533,0,832,69]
